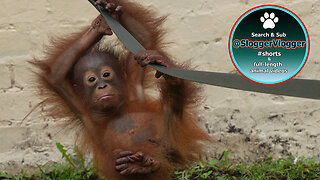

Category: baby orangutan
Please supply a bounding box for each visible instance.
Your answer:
[34,0,210,179]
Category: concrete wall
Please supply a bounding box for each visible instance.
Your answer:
[0,0,319,173]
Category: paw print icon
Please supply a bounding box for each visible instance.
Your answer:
[260,12,279,29]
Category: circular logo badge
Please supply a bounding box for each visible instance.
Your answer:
[229,5,310,85]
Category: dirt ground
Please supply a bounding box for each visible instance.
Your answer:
[0,0,319,174]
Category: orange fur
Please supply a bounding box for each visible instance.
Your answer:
[32,1,211,179]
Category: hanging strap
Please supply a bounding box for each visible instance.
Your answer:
[88,0,320,100]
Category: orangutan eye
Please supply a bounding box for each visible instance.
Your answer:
[103,72,110,77]
[100,66,113,80]
[88,77,96,82]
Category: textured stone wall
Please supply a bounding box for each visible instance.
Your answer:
[0,0,319,173]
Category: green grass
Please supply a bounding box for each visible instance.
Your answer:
[174,152,320,180]
[0,143,99,180]
[0,163,96,180]
[0,144,319,180]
